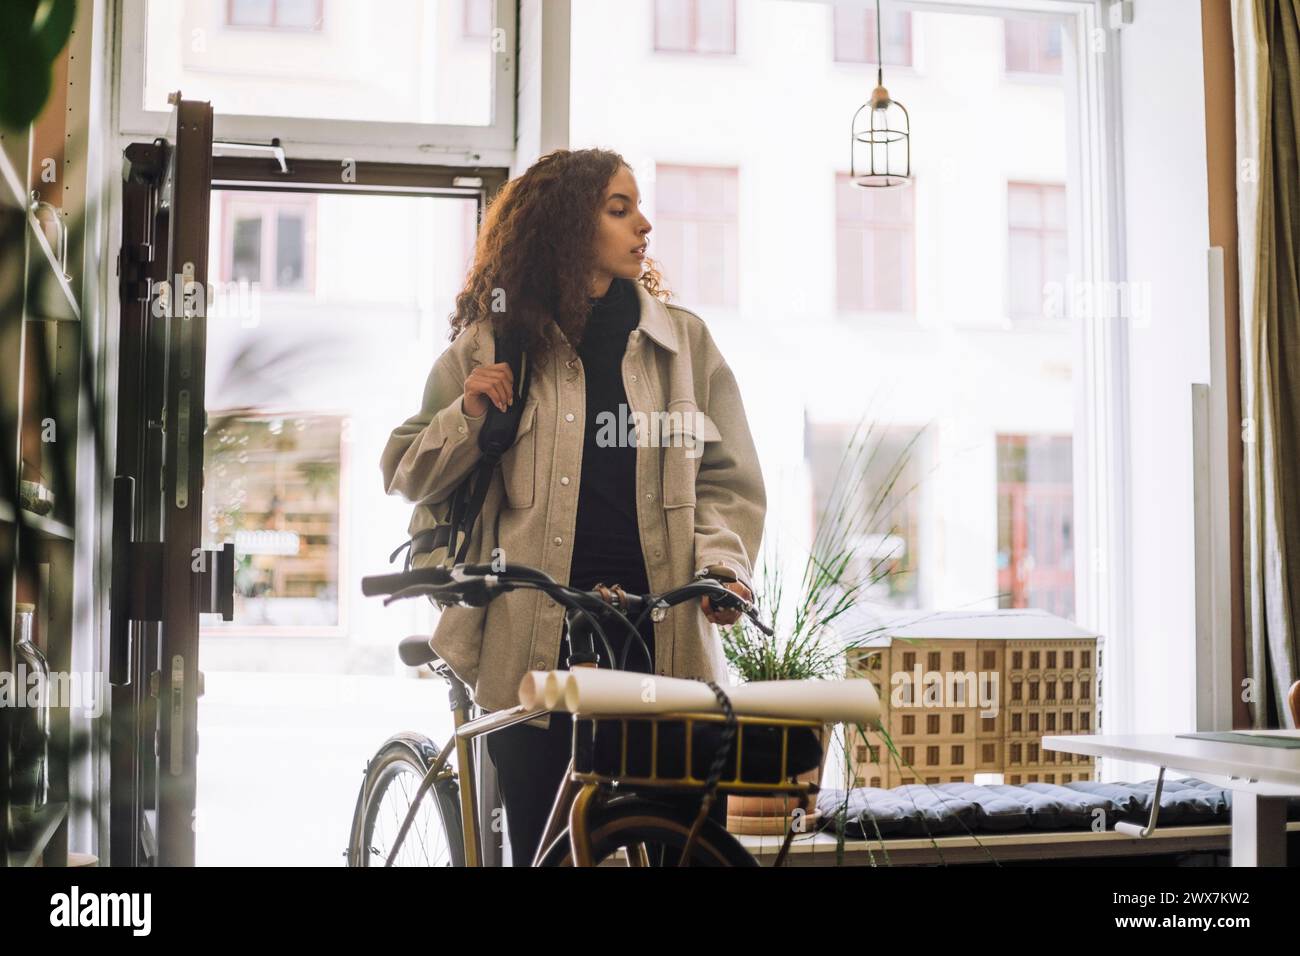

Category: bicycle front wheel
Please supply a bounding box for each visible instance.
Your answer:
[348,734,465,867]
[535,796,758,867]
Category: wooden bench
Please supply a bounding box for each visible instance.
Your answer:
[733,820,1300,866]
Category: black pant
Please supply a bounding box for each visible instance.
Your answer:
[486,604,728,866]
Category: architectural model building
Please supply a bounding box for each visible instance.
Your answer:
[844,610,1099,788]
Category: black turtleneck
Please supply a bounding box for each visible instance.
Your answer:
[567,277,649,595]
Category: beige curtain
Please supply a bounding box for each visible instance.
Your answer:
[1233,0,1300,727]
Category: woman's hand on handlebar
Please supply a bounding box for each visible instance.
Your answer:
[701,580,752,626]
[462,361,515,417]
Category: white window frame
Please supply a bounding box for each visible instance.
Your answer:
[115,0,517,166]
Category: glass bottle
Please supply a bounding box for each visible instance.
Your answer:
[12,603,50,809]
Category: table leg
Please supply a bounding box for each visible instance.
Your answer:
[1231,792,1288,867]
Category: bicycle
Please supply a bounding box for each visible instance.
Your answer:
[346,561,827,867]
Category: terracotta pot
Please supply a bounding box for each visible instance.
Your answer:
[726,724,831,836]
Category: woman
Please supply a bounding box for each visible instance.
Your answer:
[381,148,766,865]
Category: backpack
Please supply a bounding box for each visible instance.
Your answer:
[388,327,532,572]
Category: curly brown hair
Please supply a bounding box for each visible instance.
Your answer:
[448,148,670,368]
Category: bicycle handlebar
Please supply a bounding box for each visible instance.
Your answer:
[360,562,775,638]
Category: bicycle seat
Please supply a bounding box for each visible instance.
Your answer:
[398,634,440,668]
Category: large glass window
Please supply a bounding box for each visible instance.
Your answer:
[140,0,497,127]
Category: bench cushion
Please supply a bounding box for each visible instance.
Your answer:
[817,777,1299,839]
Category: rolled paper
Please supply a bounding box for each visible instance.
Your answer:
[729,679,880,728]
[559,668,719,716]
[517,670,565,710]
[542,668,882,727]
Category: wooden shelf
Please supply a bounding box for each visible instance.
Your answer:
[18,509,74,542]
[7,802,68,868]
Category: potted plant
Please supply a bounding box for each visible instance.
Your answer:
[719,418,928,836]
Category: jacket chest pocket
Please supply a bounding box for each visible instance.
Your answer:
[501,399,539,509]
[659,409,721,508]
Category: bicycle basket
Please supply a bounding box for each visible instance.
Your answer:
[571,713,823,796]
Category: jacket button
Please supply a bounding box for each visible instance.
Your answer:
[654,550,662,558]
[534,658,546,669]
[630,374,638,382]
[645,492,653,500]
[553,536,562,546]
[565,413,575,422]
[457,425,466,434]
[561,476,570,485]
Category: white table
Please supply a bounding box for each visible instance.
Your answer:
[1042,731,1300,867]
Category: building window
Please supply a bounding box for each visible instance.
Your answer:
[903,651,916,671]
[981,716,996,732]
[1029,681,1040,701]
[1012,651,1023,669]
[952,714,965,734]
[902,746,914,765]
[1046,680,1057,701]
[1045,773,1055,784]
[226,0,323,30]
[654,0,736,54]
[1029,744,1039,762]
[998,434,1074,618]
[870,776,881,788]
[1010,744,1021,764]
[926,746,940,766]
[866,652,882,669]
[951,745,964,764]
[902,714,915,735]
[1029,651,1040,669]
[983,650,997,670]
[220,192,317,292]
[1028,774,1039,783]
[1028,712,1039,731]
[1063,773,1072,783]
[655,164,739,308]
[856,745,869,762]
[953,652,966,671]
[1063,711,1073,731]
[927,651,941,671]
[1004,16,1063,75]
[203,413,343,629]
[833,4,913,66]
[982,743,996,762]
[926,776,940,784]
[927,714,940,734]
[1011,682,1022,701]
[1010,774,1021,785]
[1007,181,1068,323]
[869,745,879,762]
[1046,712,1056,731]
[1080,679,1090,699]
[1081,650,1091,668]
[902,777,915,785]
[1081,711,1090,730]
[836,173,915,314]
[1064,650,1074,668]
[1064,679,1074,699]
[1011,713,1022,731]
[463,0,493,38]
[1047,651,1057,668]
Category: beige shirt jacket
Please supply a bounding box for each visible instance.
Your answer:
[380,282,767,727]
